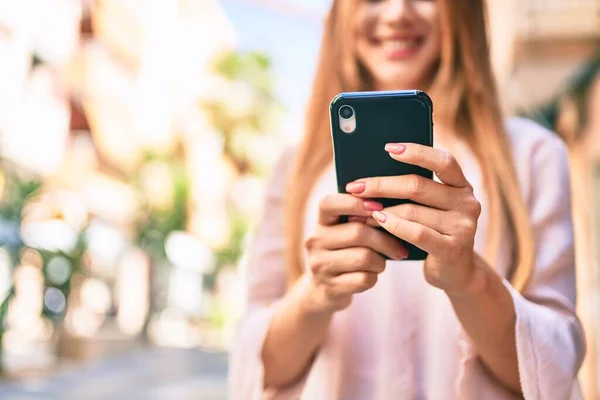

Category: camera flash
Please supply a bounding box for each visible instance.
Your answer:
[338,106,356,134]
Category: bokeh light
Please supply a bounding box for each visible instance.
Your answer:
[80,278,111,315]
[21,220,78,253]
[115,248,149,336]
[165,231,214,273]
[46,256,72,286]
[0,1,596,398]
[0,248,12,300]
[43,287,66,314]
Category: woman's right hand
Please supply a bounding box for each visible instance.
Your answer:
[302,193,409,315]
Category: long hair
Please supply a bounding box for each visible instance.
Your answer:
[284,0,535,292]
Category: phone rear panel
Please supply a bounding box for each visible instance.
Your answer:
[330,90,434,261]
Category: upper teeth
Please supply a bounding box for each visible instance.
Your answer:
[383,39,418,51]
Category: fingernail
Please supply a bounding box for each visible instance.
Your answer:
[363,200,383,211]
[399,247,409,260]
[385,143,406,155]
[346,181,365,194]
[372,210,387,223]
[348,216,366,223]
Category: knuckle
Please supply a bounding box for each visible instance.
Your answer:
[355,247,373,267]
[413,225,427,242]
[373,178,383,195]
[349,223,368,243]
[459,218,477,235]
[472,199,482,217]
[359,272,370,286]
[423,269,440,287]
[402,204,420,222]
[366,273,378,289]
[409,175,427,197]
[374,260,386,274]
[309,253,326,276]
[392,220,404,236]
[369,256,386,274]
[357,272,376,291]
[441,150,457,169]
[413,143,427,160]
[318,194,335,212]
[464,196,481,217]
[304,235,318,251]
[415,143,425,156]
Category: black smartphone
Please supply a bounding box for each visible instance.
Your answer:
[329,90,434,261]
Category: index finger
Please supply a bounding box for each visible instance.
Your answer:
[318,193,383,226]
[385,143,470,188]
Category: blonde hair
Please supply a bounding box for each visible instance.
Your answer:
[285,0,534,291]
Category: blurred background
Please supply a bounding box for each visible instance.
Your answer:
[0,0,598,398]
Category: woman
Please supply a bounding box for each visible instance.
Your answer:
[230,1,586,399]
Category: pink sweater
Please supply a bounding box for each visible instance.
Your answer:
[230,118,586,399]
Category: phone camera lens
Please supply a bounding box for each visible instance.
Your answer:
[339,105,354,119]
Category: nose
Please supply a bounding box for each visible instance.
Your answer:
[381,0,416,25]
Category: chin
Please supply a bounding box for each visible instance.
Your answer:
[376,71,422,91]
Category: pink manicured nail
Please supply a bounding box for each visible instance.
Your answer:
[346,181,365,194]
[348,216,366,223]
[372,211,387,223]
[363,200,383,211]
[385,143,406,155]
[397,251,409,260]
[398,246,409,260]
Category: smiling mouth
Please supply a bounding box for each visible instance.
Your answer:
[377,37,424,59]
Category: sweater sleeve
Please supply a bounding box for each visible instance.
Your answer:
[459,127,586,400]
[229,148,307,400]
[506,135,585,399]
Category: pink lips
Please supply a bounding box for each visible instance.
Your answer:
[379,37,424,60]
[386,45,420,59]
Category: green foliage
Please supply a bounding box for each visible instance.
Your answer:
[135,152,190,261]
[38,236,87,320]
[0,159,88,320]
[0,161,42,271]
[199,50,280,291]
[0,162,41,222]
[0,287,14,334]
[214,211,249,269]
[0,47,281,340]
[205,51,283,176]
[216,51,272,92]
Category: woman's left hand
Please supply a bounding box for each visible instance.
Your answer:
[345,142,482,295]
